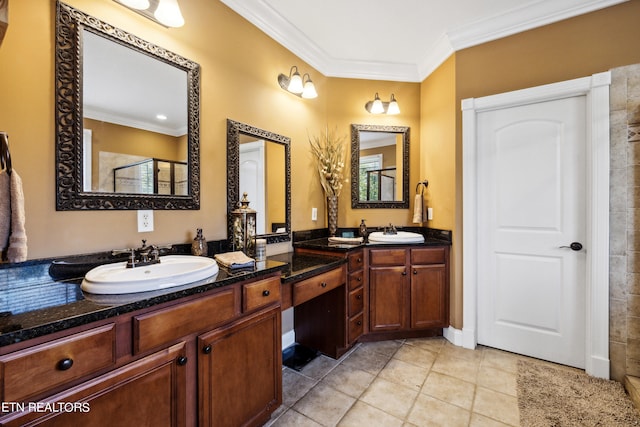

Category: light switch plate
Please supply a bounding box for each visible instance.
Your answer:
[311,207,318,221]
[137,210,154,232]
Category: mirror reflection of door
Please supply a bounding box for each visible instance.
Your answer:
[359,132,403,201]
[239,141,266,235]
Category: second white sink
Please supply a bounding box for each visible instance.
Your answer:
[81,255,219,294]
[368,231,425,244]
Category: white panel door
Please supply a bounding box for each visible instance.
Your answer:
[477,96,587,368]
[239,140,266,235]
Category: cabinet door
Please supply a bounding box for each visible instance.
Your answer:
[369,266,407,331]
[411,264,447,329]
[0,342,188,427]
[198,306,281,427]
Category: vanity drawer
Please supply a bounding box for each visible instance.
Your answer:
[348,250,364,272]
[348,312,364,343]
[243,276,281,312]
[369,248,406,266]
[348,269,364,291]
[349,287,364,317]
[133,287,239,354]
[411,247,446,265]
[0,324,116,402]
[293,266,345,306]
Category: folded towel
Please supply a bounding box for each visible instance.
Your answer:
[328,236,363,244]
[0,169,27,263]
[214,251,255,269]
[413,194,427,223]
[7,170,27,263]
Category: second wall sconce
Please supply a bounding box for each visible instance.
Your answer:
[365,93,400,115]
[114,0,185,28]
[278,66,318,99]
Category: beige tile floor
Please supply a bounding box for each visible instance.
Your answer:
[266,337,527,427]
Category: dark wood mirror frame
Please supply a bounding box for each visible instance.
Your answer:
[55,1,201,210]
[226,119,291,244]
[350,124,410,209]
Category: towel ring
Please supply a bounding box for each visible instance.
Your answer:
[415,180,428,195]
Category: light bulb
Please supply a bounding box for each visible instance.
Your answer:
[287,69,303,94]
[387,94,400,115]
[301,74,317,99]
[154,0,185,27]
[371,93,384,114]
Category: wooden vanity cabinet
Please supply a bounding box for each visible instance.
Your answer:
[346,250,365,344]
[198,306,281,427]
[0,273,283,427]
[368,246,449,338]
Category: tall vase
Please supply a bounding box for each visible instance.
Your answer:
[327,195,338,237]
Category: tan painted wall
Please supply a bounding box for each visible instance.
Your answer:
[439,0,640,328]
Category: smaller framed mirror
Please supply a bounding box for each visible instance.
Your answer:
[351,124,410,209]
[227,120,291,244]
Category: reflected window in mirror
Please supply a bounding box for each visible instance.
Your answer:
[351,124,410,209]
[227,120,291,244]
[55,2,200,210]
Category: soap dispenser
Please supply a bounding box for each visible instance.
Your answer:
[358,219,368,240]
[191,228,208,256]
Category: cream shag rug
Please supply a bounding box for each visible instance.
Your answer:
[517,360,640,426]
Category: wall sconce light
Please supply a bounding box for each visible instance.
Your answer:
[278,66,318,99]
[365,93,400,115]
[114,0,185,28]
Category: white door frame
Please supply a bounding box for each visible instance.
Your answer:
[461,72,611,378]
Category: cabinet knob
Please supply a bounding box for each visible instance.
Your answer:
[262,289,270,297]
[356,320,362,326]
[401,271,407,276]
[357,277,362,282]
[57,358,74,371]
[321,282,327,288]
[202,345,212,354]
[356,294,362,300]
[177,356,188,366]
[357,258,362,263]
[413,270,418,275]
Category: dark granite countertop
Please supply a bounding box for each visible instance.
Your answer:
[0,257,287,348]
[294,234,452,253]
[0,250,350,348]
[269,252,346,283]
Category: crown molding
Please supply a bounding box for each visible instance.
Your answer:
[447,0,629,51]
[222,0,629,83]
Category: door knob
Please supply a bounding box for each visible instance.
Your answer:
[559,242,583,251]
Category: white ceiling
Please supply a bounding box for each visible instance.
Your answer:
[221,0,627,82]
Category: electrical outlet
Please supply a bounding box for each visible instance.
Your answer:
[311,207,318,221]
[137,210,154,232]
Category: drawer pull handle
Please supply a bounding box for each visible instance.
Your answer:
[356,294,362,300]
[203,345,212,354]
[357,258,362,263]
[57,358,74,371]
[357,277,362,282]
[262,289,271,297]
[177,356,188,366]
[356,320,362,326]
[321,282,327,288]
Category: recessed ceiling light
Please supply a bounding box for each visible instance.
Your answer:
[156,114,168,120]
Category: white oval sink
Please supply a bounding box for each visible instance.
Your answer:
[81,255,219,294]
[368,231,425,244]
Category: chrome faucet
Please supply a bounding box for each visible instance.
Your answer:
[112,240,173,268]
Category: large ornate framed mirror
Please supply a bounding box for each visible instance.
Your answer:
[227,120,291,244]
[351,124,410,209]
[55,1,200,210]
